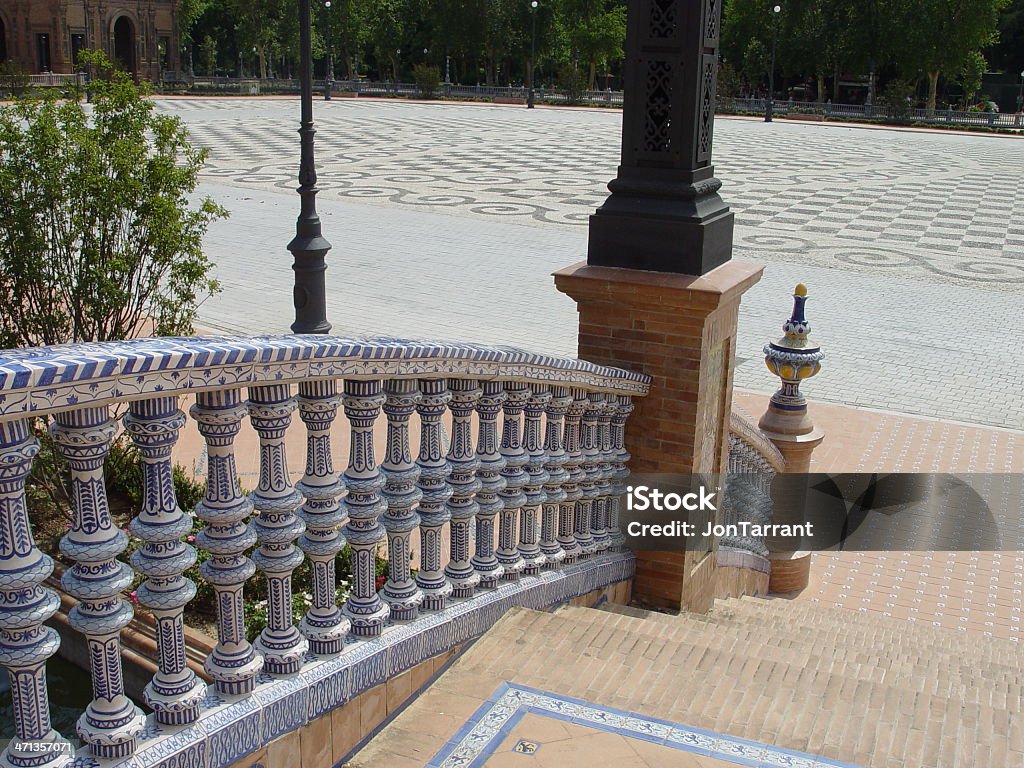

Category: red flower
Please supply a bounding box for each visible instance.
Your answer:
[375,576,387,591]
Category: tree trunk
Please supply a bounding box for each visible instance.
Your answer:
[258,46,267,80]
[817,72,826,103]
[588,60,596,91]
[832,60,839,102]
[927,70,939,114]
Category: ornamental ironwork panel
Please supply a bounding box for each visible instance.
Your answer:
[643,59,674,154]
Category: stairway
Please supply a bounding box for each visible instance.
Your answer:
[348,597,1024,768]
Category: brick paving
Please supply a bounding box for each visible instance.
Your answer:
[734,390,1024,643]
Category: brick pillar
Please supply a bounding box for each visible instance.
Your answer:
[554,260,763,611]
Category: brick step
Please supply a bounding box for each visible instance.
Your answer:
[602,598,1023,669]
[458,606,1021,766]
[565,604,1024,692]
[723,596,1022,664]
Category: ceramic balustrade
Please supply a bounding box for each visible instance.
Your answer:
[0,334,650,765]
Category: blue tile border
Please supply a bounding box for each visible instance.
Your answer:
[64,551,634,768]
[425,683,864,768]
[0,334,650,419]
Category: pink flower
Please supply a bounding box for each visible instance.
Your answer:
[129,591,139,605]
[187,535,196,543]
[66,522,73,530]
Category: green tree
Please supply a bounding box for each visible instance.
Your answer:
[0,52,224,348]
[898,0,1008,112]
[557,0,626,90]
[959,50,987,107]
[366,0,407,80]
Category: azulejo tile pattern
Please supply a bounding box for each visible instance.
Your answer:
[58,553,633,768]
[427,683,863,768]
[0,334,650,419]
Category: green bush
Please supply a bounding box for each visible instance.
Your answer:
[413,64,442,99]
[0,50,225,349]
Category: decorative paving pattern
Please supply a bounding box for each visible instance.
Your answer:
[426,683,861,768]
[157,99,1024,287]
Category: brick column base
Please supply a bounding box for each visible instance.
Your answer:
[554,261,763,611]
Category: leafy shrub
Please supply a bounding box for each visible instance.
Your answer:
[0,50,225,349]
[413,64,442,99]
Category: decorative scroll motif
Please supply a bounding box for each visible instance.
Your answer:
[341,380,389,637]
[51,407,144,757]
[696,56,717,164]
[124,397,205,725]
[192,390,264,695]
[445,379,483,598]
[517,386,551,575]
[248,384,308,675]
[380,380,424,621]
[539,386,572,567]
[296,380,349,656]
[497,383,529,581]
[643,60,673,154]
[0,419,69,768]
[471,382,507,588]
[649,0,677,38]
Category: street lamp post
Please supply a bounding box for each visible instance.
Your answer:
[527,0,538,109]
[323,0,334,100]
[1018,70,1024,112]
[765,4,781,123]
[445,55,451,85]
[288,0,332,334]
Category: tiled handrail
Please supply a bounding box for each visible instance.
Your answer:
[722,411,780,559]
[0,334,649,766]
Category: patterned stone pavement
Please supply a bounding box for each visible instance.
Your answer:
[162,98,1024,429]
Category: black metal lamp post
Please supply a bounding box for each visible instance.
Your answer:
[765,4,781,123]
[527,0,538,109]
[288,0,332,334]
[1018,70,1024,112]
[323,0,334,100]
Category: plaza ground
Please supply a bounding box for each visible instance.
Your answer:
[165,98,1024,431]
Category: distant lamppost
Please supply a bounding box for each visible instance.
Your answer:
[1018,70,1024,112]
[252,46,258,78]
[765,4,781,123]
[527,0,538,109]
[445,55,451,85]
[289,0,332,334]
[323,0,334,100]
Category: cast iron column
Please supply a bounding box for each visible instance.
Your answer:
[587,0,732,275]
[289,0,332,334]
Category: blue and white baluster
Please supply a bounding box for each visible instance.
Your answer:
[296,381,350,655]
[192,389,263,696]
[592,393,613,553]
[340,381,389,637]
[0,420,70,768]
[517,385,550,576]
[380,380,424,621]
[415,379,453,611]
[497,383,528,581]
[248,385,308,675]
[609,396,634,551]
[471,382,506,588]
[558,390,586,564]
[123,397,205,725]
[51,407,144,757]
[575,390,599,558]
[539,386,571,568]
[444,379,482,598]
